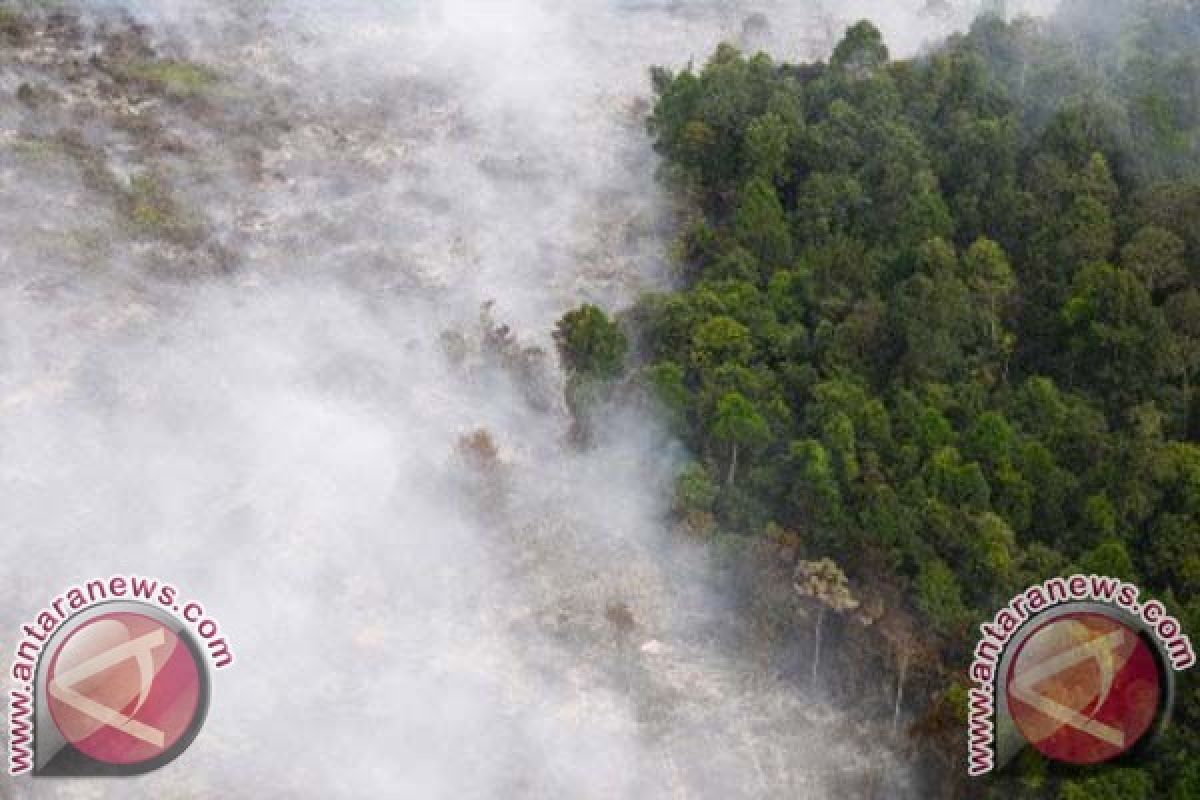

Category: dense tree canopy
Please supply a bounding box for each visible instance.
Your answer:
[562,3,1199,796]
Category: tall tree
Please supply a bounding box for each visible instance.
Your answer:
[712,391,770,487]
[793,558,860,684]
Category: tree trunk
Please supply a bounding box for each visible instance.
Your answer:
[892,654,909,734]
[1183,364,1192,437]
[987,298,998,352]
[727,441,739,488]
[811,605,825,686]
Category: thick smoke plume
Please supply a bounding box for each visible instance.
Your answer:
[1,1,1051,797]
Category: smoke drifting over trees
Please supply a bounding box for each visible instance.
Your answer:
[4,1,1180,799]
[624,0,1199,797]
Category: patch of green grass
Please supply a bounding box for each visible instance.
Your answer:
[128,173,176,231]
[124,60,220,97]
[10,136,63,161]
[123,172,204,245]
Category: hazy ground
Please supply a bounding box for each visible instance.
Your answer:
[1,1,1051,797]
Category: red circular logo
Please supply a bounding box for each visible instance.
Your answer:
[1005,611,1162,764]
[46,611,204,766]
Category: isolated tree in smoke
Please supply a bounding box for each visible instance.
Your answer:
[831,20,888,77]
[554,304,629,446]
[793,558,858,685]
[554,304,627,379]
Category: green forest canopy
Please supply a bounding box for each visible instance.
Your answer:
[558,3,1199,797]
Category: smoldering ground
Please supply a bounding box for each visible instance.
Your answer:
[1,1,1052,797]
